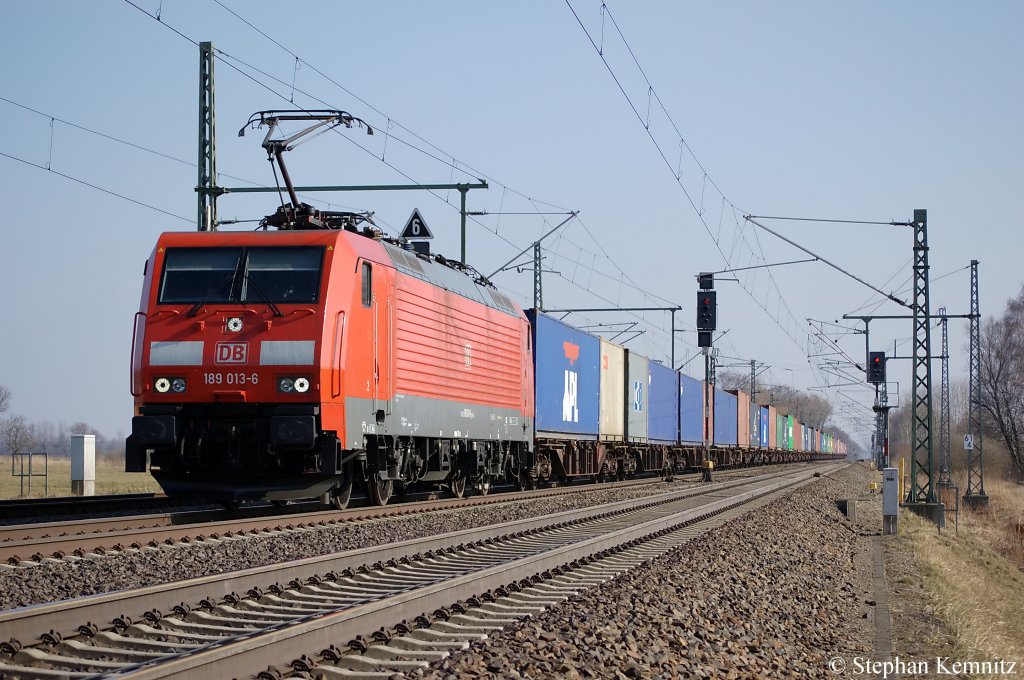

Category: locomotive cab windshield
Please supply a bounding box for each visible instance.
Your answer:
[159,246,325,307]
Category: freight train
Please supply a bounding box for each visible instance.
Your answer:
[125,224,845,508]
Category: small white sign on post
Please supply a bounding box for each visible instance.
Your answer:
[963,433,974,451]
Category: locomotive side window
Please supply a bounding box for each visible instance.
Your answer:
[361,262,372,307]
[159,248,241,303]
[242,247,323,303]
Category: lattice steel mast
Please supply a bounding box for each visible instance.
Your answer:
[937,307,952,486]
[533,242,543,310]
[908,209,936,504]
[197,41,221,231]
[963,259,988,507]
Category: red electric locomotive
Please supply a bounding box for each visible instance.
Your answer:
[127,110,535,507]
[126,225,535,508]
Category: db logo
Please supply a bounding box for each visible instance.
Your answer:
[215,342,249,364]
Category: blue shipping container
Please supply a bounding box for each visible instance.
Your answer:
[679,374,704,444]
[759,406,770,448]
[647,360,678,443]
[714,389,738,446]
[526,310,600,438]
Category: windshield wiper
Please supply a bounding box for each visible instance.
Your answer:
[187,274,235,317]
[242,273,284,317]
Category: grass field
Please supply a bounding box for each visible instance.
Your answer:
[899,461,1024,666]
[1,455,161,499]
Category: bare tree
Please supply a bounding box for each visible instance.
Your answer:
[979,286,1024,479]
[4,415,35,454]
[0,384,10,416]
[70,422,94,435]
[716,369,750,392]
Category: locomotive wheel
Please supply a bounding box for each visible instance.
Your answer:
[330,474,353,510]
[449,475,467,499]
[369,478,393,506]
[475,477,491,496]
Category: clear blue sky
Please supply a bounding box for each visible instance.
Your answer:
[1,1,1020,448]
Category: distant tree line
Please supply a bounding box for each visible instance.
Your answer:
[714,369,859,454]
[0,383,124,459]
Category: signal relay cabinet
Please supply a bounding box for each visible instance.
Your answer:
[882,467,899,535]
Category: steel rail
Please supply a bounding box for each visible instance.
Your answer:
[0,468,810,641]
[0,465,840,678]
[125,466,839,679]
[0,466,798,566]
[0,476,663,565]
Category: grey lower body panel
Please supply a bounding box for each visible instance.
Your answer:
[344,393,532,448]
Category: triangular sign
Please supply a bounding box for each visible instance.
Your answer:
[401,209,433,239]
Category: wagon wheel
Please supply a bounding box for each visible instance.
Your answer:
[517,466,537,491]
[369,478,393,506]
[330,470,353,510]
[222,499,242,511]
[271,500,289,508]
[449,475,467,499]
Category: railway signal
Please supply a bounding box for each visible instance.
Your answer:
[697,273,716,348]
[867,351,886,384]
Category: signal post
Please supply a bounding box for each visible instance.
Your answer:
[697,273,717,482]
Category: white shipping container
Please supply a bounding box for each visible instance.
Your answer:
[599,339,625,441]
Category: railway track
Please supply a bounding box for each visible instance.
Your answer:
[0,463,842,679]
[0,494,190,527]
[0,477,669,566]
[0,465,807,567]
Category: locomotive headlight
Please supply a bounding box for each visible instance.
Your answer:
[171,378,187,393]
[227,317,243,333]
[154,377,171,393]
[278,377,294,393]
[293,377,310,393]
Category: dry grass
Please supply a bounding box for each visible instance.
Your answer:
[0,455,160,499]
[900,479,1024,667]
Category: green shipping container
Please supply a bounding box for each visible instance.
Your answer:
[775,414,786,449]
[786,415,795,451]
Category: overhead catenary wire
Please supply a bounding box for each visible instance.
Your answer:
[565,2,909,439]
[208,0,570,216]
[565,0,819,357]
[0,94,367,214]
[125,2,857,434]
[0,149,192,223]
[744,215,909,308]
[125,0,703,362]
